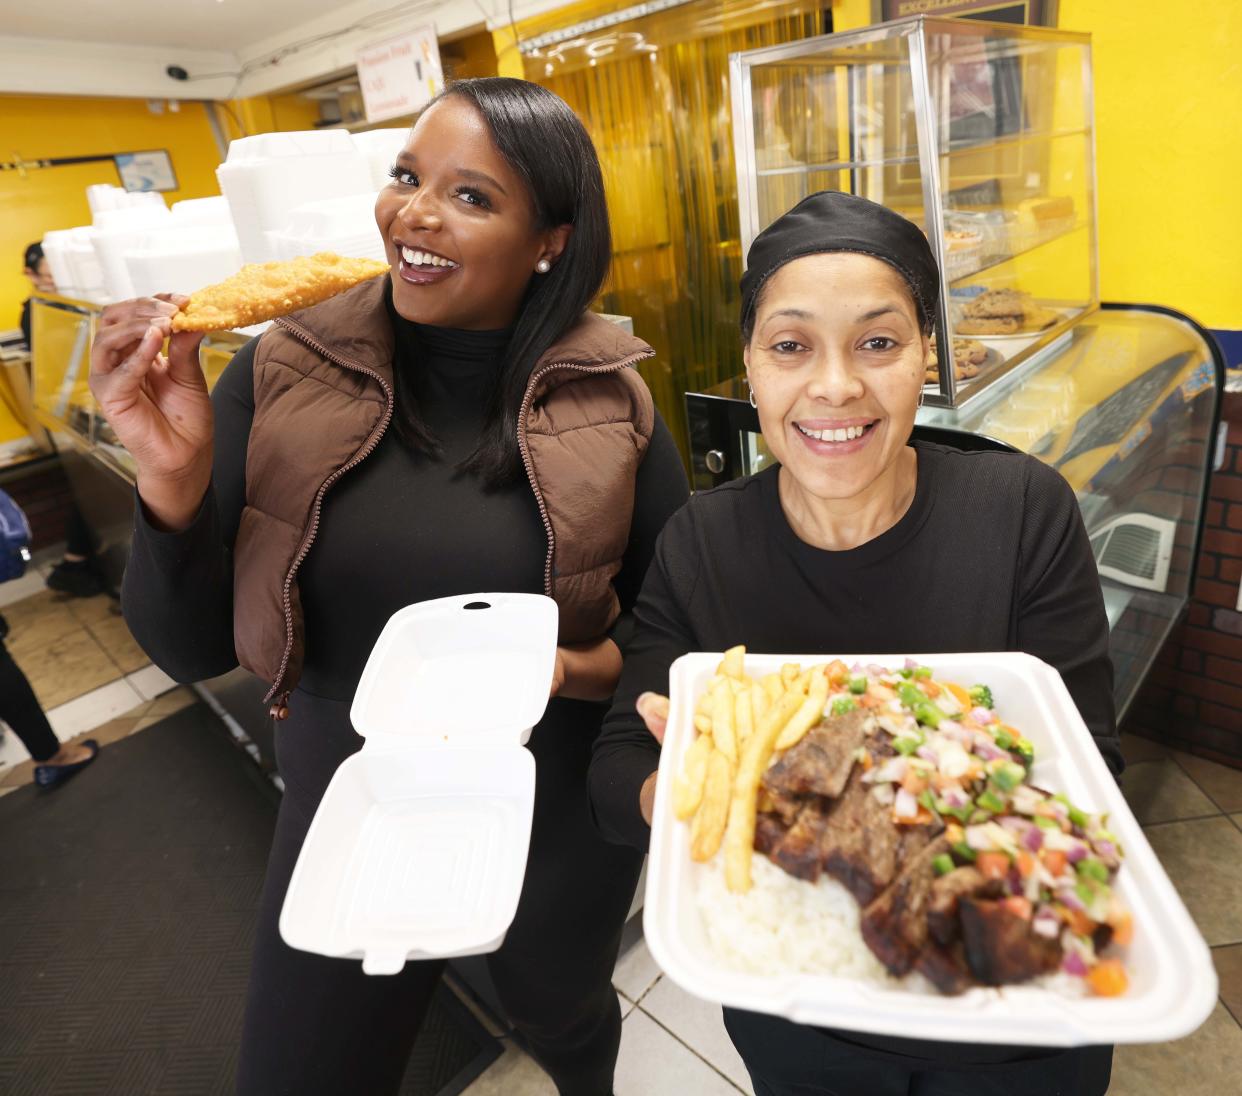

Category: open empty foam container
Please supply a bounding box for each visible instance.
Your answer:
[280,592,558,974]
[266,192,386,263]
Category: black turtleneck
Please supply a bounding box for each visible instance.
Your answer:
[122,307,689,707]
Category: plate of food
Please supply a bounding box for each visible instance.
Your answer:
[954,289,1066,339]
[644,649,1216,1046]
[924,336,1002,387]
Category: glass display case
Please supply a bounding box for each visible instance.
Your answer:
[730,16,1097,406]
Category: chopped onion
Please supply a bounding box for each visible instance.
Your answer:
[871,783,895,806]
[970,706,995,724]
[974,739,1008,762]
[998,816,1029,834]
[1023,826,1044,852]
[1095,839,1119,863]
[1058,888,1086,912]
[850,662,863,673]
[942,787,969,809]
[894,788,919,818]
[938,719,963,735]
[1066,841,1089,864]
[1061,951,1088,977]
[904,657,919,670]
[916,745,938,763]
[867,663,889,677]
[1033,913,1060,939]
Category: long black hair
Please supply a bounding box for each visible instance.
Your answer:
[390,77,612,487]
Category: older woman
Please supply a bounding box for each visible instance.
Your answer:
[589,191,1119,1096]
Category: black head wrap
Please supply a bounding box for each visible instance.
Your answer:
[739,191,940,338]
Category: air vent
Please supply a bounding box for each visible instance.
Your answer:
[1089,513,1177,593]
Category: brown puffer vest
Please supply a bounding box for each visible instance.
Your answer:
[230,276,656,715]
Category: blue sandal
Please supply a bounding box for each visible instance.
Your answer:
[34,739,99,789]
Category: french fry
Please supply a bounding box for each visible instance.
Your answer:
[793,669,814,694]
[673,733,714,820]
[695,690,714,718]
[780,663,802,688]
[711,679,738,763]
[735,686,754,745]
[719,644,746,681]
[690,749,732,862]
[693,713,713,736]
[761,673,784,704]
[774,666,830,751]
[723,688,805,890]
[751,685,770,725]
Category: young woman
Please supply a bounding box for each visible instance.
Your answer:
[590,190,1119,1096]
[90,78,689,1096]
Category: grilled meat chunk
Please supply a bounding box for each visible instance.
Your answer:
[927,867,1000,947]
[860,835,952,976]
[959,897,1062,985]
[770,802,831,882]
[754,812,787,857]
[762,710,871,802]
[915,941,976,995]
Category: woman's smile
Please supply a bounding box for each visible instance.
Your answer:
[791,418,879,456]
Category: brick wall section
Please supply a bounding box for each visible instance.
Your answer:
[0,458,74,551]
[1123,390,1242,768]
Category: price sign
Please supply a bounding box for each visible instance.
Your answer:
[357,27,445,124]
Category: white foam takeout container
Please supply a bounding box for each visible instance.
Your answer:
[644,651,1217,1046]
[280,593,558,975]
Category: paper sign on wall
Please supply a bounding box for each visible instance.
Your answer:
[357,27,444,124]
[115,150,178,192]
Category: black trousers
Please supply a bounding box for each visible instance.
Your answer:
[236,693,643,1096]
[0,638,59,762]
[724,1008,1112,1096]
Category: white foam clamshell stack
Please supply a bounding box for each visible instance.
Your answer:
[351,128,412,191]
[217,130,373,264]
[124,226,244,299]
[280,592,558,975]
[644,650,1217,1047]
[90,204,172,302]
[267,193,387,264]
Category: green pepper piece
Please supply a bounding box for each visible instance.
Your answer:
[993,727,1016,750]
[952,841,977,862]
[991,762,1025,792]
[977,789,1007,814]
[1075,881,1096,907]
[848,674,868,695]
[912,666,932,680]
[1076,858,1110,883]
[932,853,954,876]
[913,700,945,729]
[831,696,858,716]
[897,683,923,708]
[893,735,922,757]
[1034,815,1060,832]
[918,789,937,813]
[1067,805,1089,829]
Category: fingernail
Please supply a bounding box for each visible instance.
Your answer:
[636,692,652,713]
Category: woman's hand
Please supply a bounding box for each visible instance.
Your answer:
[636,692,669,825]
[89,295,212,531]
[548,638,623,702]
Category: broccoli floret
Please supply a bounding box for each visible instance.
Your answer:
[968,684,994,709]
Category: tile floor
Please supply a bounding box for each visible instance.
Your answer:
[3,572,1241,1094]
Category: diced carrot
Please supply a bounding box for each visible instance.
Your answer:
[1064,908,1095,937]
[1110,911,1134,947]
[859,751,874,771]
[1086,959,1129,997]
[943,681,973,712]
[901,770,929,795]
[976,852,1009,881]
[1016,851,1036,878]
[826,660,849,687]
[895,807,936,827]
[1001,896,1032,920]
[1042,850,1068,877]
[918,679,942,699]
[858,692,880,709]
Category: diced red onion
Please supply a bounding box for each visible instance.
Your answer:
[916,745,938,762]
[1058,889,1086,912]
[1095,839,1118,862]
[1007,867,1023,894]
[998,816,1029,834]
[943,788,969,809]
[850,662,864,673]
[867,664,889,677]
[1062,951,1088,977]
[1066,842,1089,864]
[1023,826,1044,852]
[904,657,919,670]
[894,788,918,818]
[974,740,1008,762]
[965,825,994,851]
[1033,915,1061,939]
[938,719,962,734]
[971,706,995,724]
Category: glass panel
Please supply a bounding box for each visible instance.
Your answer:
[742,429,776,476]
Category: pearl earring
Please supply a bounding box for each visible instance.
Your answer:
[536,259,552,273]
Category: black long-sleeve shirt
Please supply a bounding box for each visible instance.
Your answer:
[122,312,689,715]
[590,444,1121,853]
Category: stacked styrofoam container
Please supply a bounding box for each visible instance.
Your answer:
[40,226,107,303]
[91,204,174,301]
[216,130,373,264]
[123,196,243,298]
[351,128,410,191]
[267,193,386,264]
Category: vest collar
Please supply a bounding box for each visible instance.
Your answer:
[275,274,654,396]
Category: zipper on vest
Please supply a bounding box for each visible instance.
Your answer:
[515,350,654,599]
[263,318,395,716]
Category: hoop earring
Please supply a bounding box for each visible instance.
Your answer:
[748,387,758,410]
[536,259,551,274]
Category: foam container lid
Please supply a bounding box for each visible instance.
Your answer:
[280,593,558,974]
[644,650,1217,1047]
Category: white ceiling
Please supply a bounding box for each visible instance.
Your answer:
[2,0,353,52]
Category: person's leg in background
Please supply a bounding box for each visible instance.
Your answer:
[486,702,645,1096]
[909,1046,1112,1096]
[0,632,97,784]
[46,505,106,598]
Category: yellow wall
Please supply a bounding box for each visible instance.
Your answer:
[0,95,225,330]
[1058,0,1241,329]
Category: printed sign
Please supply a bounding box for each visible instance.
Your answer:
[114,150,178,192]
[357,27,444,124]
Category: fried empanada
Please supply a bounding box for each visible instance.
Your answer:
[170,253,390,332]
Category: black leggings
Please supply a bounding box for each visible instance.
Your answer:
[0,639,59,762]
[236,693,643,1096]
[724,1008,1112,1096]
